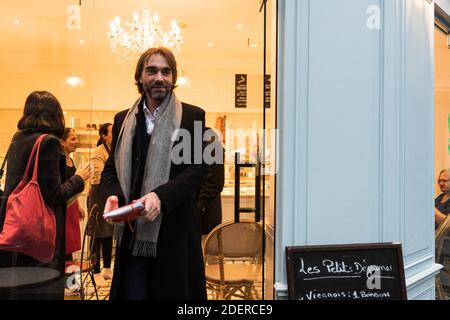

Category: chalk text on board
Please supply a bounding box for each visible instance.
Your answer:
[298,258,394,276]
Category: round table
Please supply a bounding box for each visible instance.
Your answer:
[0,267,61,291]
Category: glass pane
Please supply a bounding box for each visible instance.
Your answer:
[263,0,277,300]
[99,0,264,299]
[91,0,267,300]
[435,24,450,300]
[90,0,266,203]
[0,0,274,300]
[0,1,94,299]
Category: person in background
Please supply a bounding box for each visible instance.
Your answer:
[0,91,92,299]
[101,47,208,300]
[87,123,114,288]
[197,128,225,242]
[435,168,450,296]
[436,169,450,227]
[61,128,92,262]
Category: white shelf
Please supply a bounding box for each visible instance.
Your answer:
[76,130,98,135]
[75,148,95,153]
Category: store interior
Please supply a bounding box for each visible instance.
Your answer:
[3,0,450,301]
[0,0,276,299]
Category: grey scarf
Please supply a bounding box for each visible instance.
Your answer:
[114,93,182,257]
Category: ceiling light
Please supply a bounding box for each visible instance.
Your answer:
[208,43,213,47]
[79,40,84,44]
[107,6,184,62]
[176,76,189,87]
[247,38,260,48]
[237,24,243,30]
[176,70,189,87]
[13,19,20,24]
[64,69,86,88]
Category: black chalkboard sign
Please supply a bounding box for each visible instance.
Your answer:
[286,243,407,300]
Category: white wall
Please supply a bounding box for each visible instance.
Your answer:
[275,0,440,300]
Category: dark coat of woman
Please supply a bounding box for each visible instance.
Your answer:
[436,193,450,216]
[0,132,85,299]
[101,102,208,300]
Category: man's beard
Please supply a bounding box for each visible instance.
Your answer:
[145,83,171,101]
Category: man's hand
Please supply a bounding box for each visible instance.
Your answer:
[104,195,119,224]
[139,192,161,222]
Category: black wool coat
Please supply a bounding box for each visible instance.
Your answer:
[101,100,208,300]
[0,132,85,299]
[197,157,225,235]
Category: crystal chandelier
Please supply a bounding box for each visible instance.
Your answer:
[107,6,183,62]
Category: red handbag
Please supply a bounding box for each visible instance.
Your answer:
[0,134,57,263]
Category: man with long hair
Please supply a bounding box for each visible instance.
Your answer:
[101,47,208,300]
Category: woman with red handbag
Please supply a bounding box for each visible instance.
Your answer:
[87,123,114,288]
[0,91,92,299]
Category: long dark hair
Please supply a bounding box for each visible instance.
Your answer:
[97,123,112,154]
[17,91,65,138]
[134,47,178,95]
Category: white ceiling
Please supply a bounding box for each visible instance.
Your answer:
[0,0,270,110]
[0,0,266,63]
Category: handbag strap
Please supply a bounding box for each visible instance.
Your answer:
[21,134,47,184]
[31,135,47,182]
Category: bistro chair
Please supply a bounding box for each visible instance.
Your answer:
[203,221,263,300]
[65,204,99,300]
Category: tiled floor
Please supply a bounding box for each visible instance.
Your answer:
[87,278,112,300]
[64,259,261,300]
[64,277,256,300]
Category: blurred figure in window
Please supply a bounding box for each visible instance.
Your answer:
[435,168,450,297]
[436,169,450,227]
[87,123,114,288]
